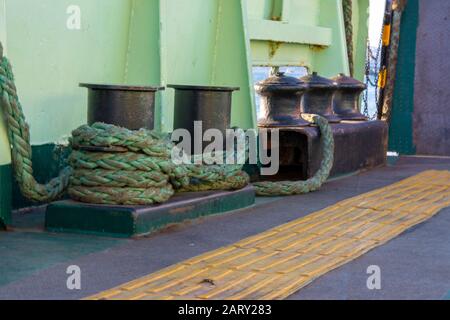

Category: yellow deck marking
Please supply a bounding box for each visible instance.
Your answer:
[227,274,284,300]
[198,272,257,299]
[260,276,312,300]
[276,254,323,274]
[87,171,450,300]
[121,264,186,291]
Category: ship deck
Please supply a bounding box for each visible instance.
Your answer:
[1,156,450,300]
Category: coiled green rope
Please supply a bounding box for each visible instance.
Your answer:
[0,42,334,205]
[68,123,249,205]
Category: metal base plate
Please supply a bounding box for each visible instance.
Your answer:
[258,120,388,181]
[45,187,255,238]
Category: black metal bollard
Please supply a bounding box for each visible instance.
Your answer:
[331,73,368,121]
[256,72,310,128]
[300,72,341,123]
[169,85,239,154]
[80,83,164,130]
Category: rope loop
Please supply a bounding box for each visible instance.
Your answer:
[0,47,71,202]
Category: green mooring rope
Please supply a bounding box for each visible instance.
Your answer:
[68,123,249,205]
[0,44,71,202]
[0,42,334,205]
[343,0,354,77]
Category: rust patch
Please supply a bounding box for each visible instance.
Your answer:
[309,44,327,52]
[169,205,196,215]
[269,41,283,58]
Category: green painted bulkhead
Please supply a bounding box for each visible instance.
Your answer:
[0,0,369,226]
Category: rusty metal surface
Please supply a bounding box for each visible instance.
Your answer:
[80,84,164,130]
[79,84,164,92]
[167,85,240,92]
[413,0,450,156]
[259,121,388,181]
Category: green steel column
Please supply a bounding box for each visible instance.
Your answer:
[0,0,12,227]
[123,0,162,130]
[388,0,418,154]
[313,0,350,77]
[158,0,223,131]
[131,0,256,131]
[211,0,256,129]
[353,0,370,81]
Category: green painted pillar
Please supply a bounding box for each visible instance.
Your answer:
[158,0,256,131]
[0,0,12,227]
[388,0,418,154]
[123,0,162,129]
[313,0,350,77]
[211,0,256,129]
[136,0,255,131]
[353,0,370,82]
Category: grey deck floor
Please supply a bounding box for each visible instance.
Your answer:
[0,156,449,300]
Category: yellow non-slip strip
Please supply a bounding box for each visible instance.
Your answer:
[88,170,450,300]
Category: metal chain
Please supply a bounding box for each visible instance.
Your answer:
[363,9,385,120]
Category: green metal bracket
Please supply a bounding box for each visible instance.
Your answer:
[248,19,332,46]
[247,0,369,80]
